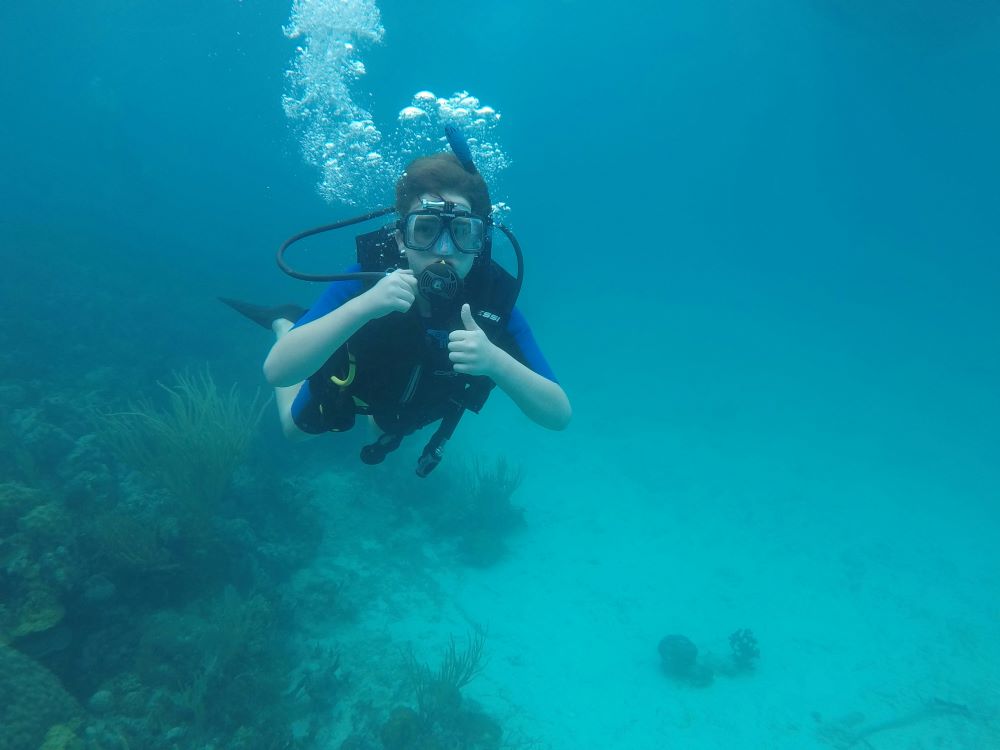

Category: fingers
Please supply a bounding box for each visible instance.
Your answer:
[448,331,479,353]
[394,282,415,303]
[395,269,419,292]
[390,296,413,313]
[382,270,416,312]
[448,340,480,370]
[448,333,474,361]
[449,341,481,356]
[387,286,414,311]
[388,270,417,290]
[449,352,476,375]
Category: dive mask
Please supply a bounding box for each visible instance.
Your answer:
[399,199,488,254]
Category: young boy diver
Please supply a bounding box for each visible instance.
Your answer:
[225,129,570,476]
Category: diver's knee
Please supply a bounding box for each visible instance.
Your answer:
[279,414,311,442]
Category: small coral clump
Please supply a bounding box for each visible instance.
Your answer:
[658,634,713,687]
[729,628,760,672]
[657,628,761,686]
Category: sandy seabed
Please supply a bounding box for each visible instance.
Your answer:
[296,416,1000,750]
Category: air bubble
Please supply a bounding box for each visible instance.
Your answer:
[283,1,508,205]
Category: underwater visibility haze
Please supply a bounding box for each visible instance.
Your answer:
[0,0,999,748]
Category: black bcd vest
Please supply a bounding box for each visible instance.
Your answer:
[302,227,521,448]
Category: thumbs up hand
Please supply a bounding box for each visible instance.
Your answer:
[449,303,501,377]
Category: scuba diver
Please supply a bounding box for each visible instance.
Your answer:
[222,126,570,477]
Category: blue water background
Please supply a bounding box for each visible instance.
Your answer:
[2,0,999,745]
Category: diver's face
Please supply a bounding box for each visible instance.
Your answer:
[398,191,478,281]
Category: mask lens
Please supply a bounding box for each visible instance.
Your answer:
[450,216,485,253]
[407,214,443,249]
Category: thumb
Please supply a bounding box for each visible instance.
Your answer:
[461,303,481,331]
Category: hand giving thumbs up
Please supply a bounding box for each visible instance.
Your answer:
[448,303,500,377]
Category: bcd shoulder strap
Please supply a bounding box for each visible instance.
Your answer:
[355,227,400,280]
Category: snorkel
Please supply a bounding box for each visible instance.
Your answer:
[275,126,523,305]
[410,125,481,310]
[445,123,479,175]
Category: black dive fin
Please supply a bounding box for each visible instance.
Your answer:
[219,298,308,329]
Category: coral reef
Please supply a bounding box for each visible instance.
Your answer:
[88,507,176,575]
[0,643,82,750]
[0,365,341,749]
[1,357,525,749]
[0,483,79,643]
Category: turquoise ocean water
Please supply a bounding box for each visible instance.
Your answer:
[1,2,998,748]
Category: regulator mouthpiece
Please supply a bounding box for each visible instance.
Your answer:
[418,261,462,302]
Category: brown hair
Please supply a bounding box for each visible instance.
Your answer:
[395,152,491,218]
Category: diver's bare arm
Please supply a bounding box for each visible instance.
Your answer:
[263,294,375,387]
[263,270,417,387]
[490,352,572,431]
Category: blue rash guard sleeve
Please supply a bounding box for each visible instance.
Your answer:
[288,265,365,432]
[505,306,558,384]
[290,276,559,430]
[291,264,365,329]
[291,269,558,385]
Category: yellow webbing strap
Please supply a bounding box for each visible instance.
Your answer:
[329,352,356,388]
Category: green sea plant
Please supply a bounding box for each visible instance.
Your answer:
[417,456,525,567]
[457,456,525,567]
[382,632,501,750]
[471,456,524,524]
[99,368,267,520]
[173,586,284,727]
[408,632,487,718]
[133,586,297,746]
